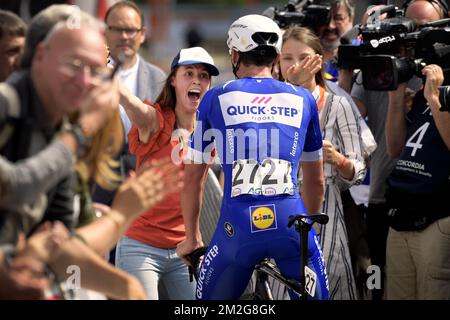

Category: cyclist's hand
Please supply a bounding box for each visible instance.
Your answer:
[176,239,204,266]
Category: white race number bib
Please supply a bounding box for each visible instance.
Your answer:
[304,266,317,298]
[231,158,294,197]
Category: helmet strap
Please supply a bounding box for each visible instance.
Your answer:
[271,62,278,81]
[276,61,283,81]
[232,55,241,79]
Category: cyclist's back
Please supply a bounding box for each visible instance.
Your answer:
[202,77,318,201]
[177,14,329,300]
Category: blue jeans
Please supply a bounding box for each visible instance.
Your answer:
[115,236,195,300]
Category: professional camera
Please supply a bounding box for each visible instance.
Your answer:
[361,25,450,91]
[263,0,331,29]
[337,5,450,90]
[338,5,414,69]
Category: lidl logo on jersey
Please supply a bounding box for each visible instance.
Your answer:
[249,204,278,233]
[219,91,304,128]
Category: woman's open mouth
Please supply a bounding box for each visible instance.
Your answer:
[188,89,201,102]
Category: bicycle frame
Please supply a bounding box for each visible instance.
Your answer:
[187,213,329,301]
[253,259,302,300]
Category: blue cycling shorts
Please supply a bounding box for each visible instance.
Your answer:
[196,197,329,300]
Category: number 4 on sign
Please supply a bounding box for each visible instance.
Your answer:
[405,122,430,157]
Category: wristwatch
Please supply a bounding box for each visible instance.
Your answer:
[63,123,92,159]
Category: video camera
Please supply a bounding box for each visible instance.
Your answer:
[337,5,450,91]
[263,0,331,29]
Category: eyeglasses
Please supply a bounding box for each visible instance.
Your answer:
[59,57,112,83]
[329,14,349,23]
[107,26,142,38]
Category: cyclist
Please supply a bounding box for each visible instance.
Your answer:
[176,14,329,300]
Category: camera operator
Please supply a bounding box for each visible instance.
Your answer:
[316,0,355,83]
[385,61,450,299]
[349,0,448,300]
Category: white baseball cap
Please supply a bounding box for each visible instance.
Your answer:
[171,47,219,76]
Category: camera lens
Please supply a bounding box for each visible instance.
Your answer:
[362,55,396,90]
[439,86,450,112]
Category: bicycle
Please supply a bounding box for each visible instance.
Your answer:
[186,213,329,300]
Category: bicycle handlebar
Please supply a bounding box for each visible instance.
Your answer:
[186,246,208,282]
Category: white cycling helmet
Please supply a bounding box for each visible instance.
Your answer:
[227,14,282,54]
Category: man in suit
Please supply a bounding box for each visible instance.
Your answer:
[93,0,166,206]
[105,0,165,119]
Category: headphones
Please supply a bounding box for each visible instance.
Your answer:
[403,0,449,18]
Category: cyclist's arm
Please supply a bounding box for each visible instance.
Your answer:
[300,159,325,215]
[301,92,325,214]
[177,163,208,263]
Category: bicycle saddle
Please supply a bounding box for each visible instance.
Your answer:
[287,213,329,227]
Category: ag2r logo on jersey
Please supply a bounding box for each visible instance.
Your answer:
[249,204,278,233]
[219,91,304,128]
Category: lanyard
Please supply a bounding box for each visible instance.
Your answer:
[316,85,326,113]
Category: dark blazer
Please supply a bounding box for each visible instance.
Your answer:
[0,71,75,246]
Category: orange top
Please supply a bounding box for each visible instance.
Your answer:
[125,102,185,249]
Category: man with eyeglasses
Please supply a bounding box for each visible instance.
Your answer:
[93,0,166,209]
[105,0,165,104]
[104,1,165,148]
[315,0,355,83]
[0,14,119,236]
[0,12,124,298]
